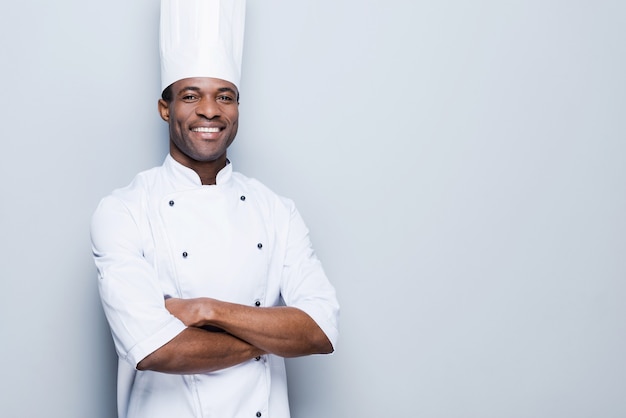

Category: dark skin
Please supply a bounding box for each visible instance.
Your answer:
[137,77,333,374]
[157,77,240,185]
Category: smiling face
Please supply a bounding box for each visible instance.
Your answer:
[158,77,239,176]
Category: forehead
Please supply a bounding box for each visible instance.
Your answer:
[171,77,238,95]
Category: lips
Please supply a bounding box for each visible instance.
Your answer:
[191,126,221,133]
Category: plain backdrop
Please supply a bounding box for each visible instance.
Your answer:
[1,1,625,417]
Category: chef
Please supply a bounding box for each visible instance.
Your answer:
[90,0,340,417]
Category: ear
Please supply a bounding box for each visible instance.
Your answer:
[158,99,170,122]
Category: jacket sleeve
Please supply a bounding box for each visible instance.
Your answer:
[279,202,340,351]
[91,194,186,367]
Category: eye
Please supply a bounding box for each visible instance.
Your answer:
[217,95,234,102]
[182,94,198,101]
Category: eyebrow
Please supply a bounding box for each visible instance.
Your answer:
[178,86,238,96]
[217,87,238,96]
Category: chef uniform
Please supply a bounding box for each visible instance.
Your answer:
[90,1,339,417]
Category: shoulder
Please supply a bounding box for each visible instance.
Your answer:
[92,165,164,224]
[111,165,163,202]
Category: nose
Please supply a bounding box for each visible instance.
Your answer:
[196,98,220,119]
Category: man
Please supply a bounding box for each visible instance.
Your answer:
[90,1,339,417]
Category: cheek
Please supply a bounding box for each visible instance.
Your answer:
[230,112,239,131]
[169,121,188,145]
[171,113,189,132]
[229,121,239,140]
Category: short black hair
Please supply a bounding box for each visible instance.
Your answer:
[161,84,173,102]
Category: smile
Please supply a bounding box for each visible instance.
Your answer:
[191,127,221,133]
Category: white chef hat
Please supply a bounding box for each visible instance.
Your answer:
[159,0,246,93]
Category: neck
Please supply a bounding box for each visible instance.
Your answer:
[194,159,228,185]
[170,152,228,185]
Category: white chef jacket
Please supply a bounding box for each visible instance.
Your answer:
[91,155,340,418]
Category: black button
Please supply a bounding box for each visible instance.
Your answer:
[240,195,246,201]
[254,300,261,307]
[169,200,175,206]
[256,412,262,418]
[257,243,263,249]
[182,252,188,258]
[255,356,261,361]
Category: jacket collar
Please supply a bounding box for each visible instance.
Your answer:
[164,154,233,187]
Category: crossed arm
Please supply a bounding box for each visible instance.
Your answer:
[93,194,338,375]
[136,297,334,374]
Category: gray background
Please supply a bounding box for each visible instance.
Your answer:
[1,0,625,417]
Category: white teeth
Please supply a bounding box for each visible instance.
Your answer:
[192,127,220,133]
